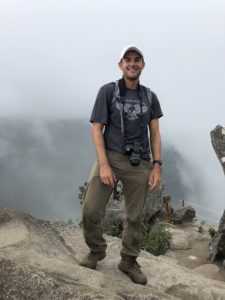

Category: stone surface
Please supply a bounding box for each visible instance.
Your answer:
[209,210,225,262]
[194,264,220,280]
[1,205,225,299]
[210,124,225,174]
[103,196,125,234]
[173,205,196,224]
[218,210,225,233]
[142,186,167,224]
[164,222,225,286]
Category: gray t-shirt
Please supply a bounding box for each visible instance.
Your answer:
[90,82,163,159]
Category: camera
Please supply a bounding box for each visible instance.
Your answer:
[125,142,143,167]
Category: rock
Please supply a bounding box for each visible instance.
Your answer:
[157,221,176,229]
[218,210,225,233]
[1,204,225,300]
[209,210,225,262]
[194,264,220,280]
[173,205,196,224]
[169,227,192,250]
[198,225,204,233]
[208,125,225,262]
[223,260,225,268]
[210,124,225,174]
[102,193,125,235]
[142,186,167,224]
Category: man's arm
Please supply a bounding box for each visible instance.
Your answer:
[148,118,161,190]
[92,122,117,188]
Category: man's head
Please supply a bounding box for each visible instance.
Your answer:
[118,46,145,81]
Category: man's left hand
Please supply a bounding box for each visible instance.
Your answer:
[148,165,161,190]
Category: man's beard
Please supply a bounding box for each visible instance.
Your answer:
[126,76,139,81]
[124,74,140,81]
[124,69,142,81]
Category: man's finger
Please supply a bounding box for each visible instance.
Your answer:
[101,177,108,185]
[149,184,156,190]
[148,180,156,190]
[109,177,115,188]
[113,173,117,183]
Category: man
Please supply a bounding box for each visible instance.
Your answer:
[79,46,163,285]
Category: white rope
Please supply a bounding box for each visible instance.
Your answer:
[184,200,221,216]
[196,214,219,224]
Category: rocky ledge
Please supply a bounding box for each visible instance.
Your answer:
[0,205,225,300]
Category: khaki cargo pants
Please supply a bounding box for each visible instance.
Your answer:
[82,150,151,257]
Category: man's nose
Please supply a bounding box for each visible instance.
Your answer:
[129,60,137,66]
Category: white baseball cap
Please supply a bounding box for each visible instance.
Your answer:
[119,45,144,61]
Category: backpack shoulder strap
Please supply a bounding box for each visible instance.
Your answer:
[143,86,152,108]
[112,80,120,104]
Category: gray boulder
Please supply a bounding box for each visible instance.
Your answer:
[142,187,165,224]
[173,205,195,224]
[218,209,225,233]
[209,210,225,262]
[103,197,125,236]
[210,124,225,174]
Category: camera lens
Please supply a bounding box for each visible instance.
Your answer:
[130,153,141,167]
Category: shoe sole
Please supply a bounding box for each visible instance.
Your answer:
[79,262,97,269]
[79,253,106,269]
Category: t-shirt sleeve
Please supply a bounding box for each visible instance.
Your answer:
[150,92,163,120]
[89,84,113,125]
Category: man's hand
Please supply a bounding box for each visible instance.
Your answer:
[100,163,117,188]
[148,165,161,190]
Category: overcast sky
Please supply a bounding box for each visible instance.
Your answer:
[0,0,225,222]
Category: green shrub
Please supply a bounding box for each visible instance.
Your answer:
[140,226,172,256]
[104,223,123,238]
[208,227,217,238]
[105,223,172,256]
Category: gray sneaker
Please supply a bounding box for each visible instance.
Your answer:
[118,255,147,285]
[79,251,106,269]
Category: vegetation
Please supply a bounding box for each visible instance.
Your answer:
[104,222,172,256]
[140,225,172,256]
[208,227,217,238]
[105,223,123,239]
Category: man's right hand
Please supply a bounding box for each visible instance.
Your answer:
[100,163,117,188]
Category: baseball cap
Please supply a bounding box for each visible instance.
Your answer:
[119,45,144,61]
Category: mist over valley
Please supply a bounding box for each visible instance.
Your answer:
[0,117,215,222]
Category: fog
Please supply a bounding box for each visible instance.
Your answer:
[0,118,208,222]
[0,0,225,223]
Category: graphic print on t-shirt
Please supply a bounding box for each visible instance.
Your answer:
[116,99,148,121]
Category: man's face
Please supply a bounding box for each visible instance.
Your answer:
[118,51,145,81]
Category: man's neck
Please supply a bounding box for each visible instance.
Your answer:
[124,78,139,90]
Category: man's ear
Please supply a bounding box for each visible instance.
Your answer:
[118,61,123,70]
